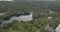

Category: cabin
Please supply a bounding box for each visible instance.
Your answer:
[2,13,33,23]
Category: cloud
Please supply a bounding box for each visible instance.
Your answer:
[0,0,13,1]
[26,0,59,1]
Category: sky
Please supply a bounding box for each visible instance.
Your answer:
[27,0,59,1]
[0,0,60,1]
[0,0,13,1]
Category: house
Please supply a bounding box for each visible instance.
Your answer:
[2,13,33,24]
[55,24,60,32]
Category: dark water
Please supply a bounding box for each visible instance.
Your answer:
[0,13,31,26]
[3,13,30,21]
[0,21,2,25]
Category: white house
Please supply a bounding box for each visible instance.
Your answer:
[55,24,60,32]
[3,13,33,24]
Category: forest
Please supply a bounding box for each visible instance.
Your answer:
[0,1,60,32]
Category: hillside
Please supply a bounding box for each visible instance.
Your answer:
[0,1,60,32]
[0,1,60,13]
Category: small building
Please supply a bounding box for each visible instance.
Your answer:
[55,24,60,32]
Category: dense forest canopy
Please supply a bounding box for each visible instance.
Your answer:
[0,1,60,32]
[0,1,60,13]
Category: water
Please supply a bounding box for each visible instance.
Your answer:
[0,13,33,26]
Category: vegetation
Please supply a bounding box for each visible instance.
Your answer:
[0,1,60,32]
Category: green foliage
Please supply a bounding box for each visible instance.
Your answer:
[0,8,60,32]
[0,1,60,32]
